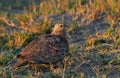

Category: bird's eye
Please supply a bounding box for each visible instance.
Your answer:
[60,24,63,27]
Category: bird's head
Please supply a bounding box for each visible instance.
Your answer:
[51,24,66,36]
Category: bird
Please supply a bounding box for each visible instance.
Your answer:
[14,23,69,68]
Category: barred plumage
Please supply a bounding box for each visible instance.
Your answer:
[14,24,69,67]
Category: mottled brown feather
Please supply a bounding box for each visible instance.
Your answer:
[14,24,69,67]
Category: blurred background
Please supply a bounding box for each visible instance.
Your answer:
[0,0,120,78]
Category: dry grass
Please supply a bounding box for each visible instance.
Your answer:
[0,0,120,78]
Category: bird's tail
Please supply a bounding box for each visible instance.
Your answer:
[14,60,27,67]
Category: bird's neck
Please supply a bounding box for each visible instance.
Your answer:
[51,30,66,36]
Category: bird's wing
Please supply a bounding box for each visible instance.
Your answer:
[28,35,69,63]
[19,37,41,55]
[17,34,69,63]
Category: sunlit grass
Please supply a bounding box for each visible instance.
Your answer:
[0,0,120,77]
